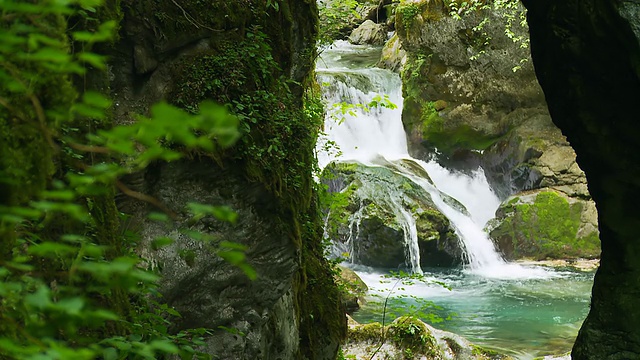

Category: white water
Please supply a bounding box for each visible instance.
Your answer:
[317,41,552,279]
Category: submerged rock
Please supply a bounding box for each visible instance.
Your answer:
[488,189,600,260]
[343,316,512,360]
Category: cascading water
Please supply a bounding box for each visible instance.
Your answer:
[317,41,548,279]
[317,40,593,359]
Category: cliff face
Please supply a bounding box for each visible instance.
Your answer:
[110,1,345,359]
[385,0,599,261]
[522,0,640,358]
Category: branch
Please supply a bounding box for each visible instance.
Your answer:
[67,142,111,154]
[115,180,178,220]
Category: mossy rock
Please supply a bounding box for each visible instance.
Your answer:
[321,161,462,268]
[488,190,601,260]
[334,266,367,315]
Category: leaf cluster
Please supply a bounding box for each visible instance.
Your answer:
[0,1,251,359]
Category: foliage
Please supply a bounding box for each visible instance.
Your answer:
[318,0,370,45]
[0,0,249,359]
[329,94,397,125]
[447,0,528,66]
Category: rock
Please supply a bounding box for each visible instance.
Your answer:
[396,0,544,157]
[133,44,158,74]
[335,266,368,313]
[112,1,346,358]
[516,259,600,272]
[523,0,640,355]
[320,0,389,41]
[488,189,600,260]
[343,316,512,359]
[378,33,407,72]
[480,108,591,200]
[322,161,462,269]
[349,19,388,45]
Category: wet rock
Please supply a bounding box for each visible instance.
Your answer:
[335,265,368,313]
[321,161,462,269]
[488,189,600,260]
[343,316,512,359]
[378,33,407,72]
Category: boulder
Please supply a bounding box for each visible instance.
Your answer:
[349,19,388,45]
[488,189,600,260]
[335,265,368,313]
[343,316,512,359]
[322,161,462,269]
[378,33,407,72]
[481,108,590,199]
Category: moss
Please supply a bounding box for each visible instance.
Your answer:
[349,317,439,358]
[348,322,384,342]
[389,316,438,357]
[397,3,421,30]
[492,191,601,260]
[420,101,502,151]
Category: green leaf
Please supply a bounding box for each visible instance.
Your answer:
[55,297,85,315]
[218,250,245,265]
[103,347,118,360]
[77,52,107,69]
[73,102,106,119]
[239,263,258,280]
[219,241,247,251]
[28,242,77,257]
[151,237,174,250]
[150,340,179,354]
[25,286,52,309]
[41,190,75,201]
[72,21,117,43]
[148,212,170,222]
[82,91,112,109]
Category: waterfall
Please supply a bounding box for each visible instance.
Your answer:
[317,41,548,278]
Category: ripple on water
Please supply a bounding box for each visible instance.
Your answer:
[350,266,594,359]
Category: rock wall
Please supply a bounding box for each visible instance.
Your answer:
[384,0,599,260]
[522,0,640,357]
[111,1,345,359]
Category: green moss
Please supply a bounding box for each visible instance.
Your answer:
[348,322,384,342]
[419,101,501,151]
[397,3,421,30]
[389,316,438,357]
[492,191,601,260]
[349,317,438,358]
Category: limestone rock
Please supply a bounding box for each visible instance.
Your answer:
[396,0,544,157]
[322,161,462,268]
[343,316,512,360]
[488,189,600,260]
[112,1,346,358]
[378,33,407,72]
[522,1,640,354]
[336,266,368,313]
[349,19,388,45]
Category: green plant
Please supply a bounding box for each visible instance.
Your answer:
[447,0,529,64]
[318,0,364,45]
[0,1,249,359]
